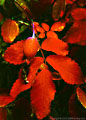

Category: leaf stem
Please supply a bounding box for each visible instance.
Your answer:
[40,48,46,64]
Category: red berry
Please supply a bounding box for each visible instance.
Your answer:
[23,37,40,59]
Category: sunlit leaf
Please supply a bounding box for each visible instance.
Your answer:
[0,0,5,6]
[46,55,84,84]
[34,22,39,33]
[0,108,7,120]
[46,31,58,38]
[39,63,48,70]
[51,22,65,32]
[41,38,69,56]
[64,21,86,46]
[71,8,86,20]
[35,26,45,33]
[38,32,45,38]
[41,23,49,31]
[76,87,86,109]
[34,21,39,26]
[3,40,25,65]
[1,19,19,43]
[30,69,56,119]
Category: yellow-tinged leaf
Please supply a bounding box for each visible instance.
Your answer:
[1,19,19,43]
[76,87,86,108]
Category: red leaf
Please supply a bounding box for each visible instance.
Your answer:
[71,8,86,20]
[46,55,84,84]
[35,26,45,33]
[41,23,49,31]
[0,108,7,120]
[27,57,44,84]
[4,40,25,65]
[76,87,86,108]
[65,0,74,4]
[52,0,65,21]
[51,22,65,32]
[41,38,69,56]
[1,19,19,43]
[34,21,39,26]
[0,95,14,107]
[0,89,14,107]
[46,31,58,38]
[39,63,48,70]
[32,22,39,34]
[10,78,31,99]
[30,69,56,119]
[29,57,44,72]
[64,21,86,46]
[10,68,32,98]
[10,57,44,98]
[38,32,45,38]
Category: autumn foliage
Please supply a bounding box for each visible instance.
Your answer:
[0,0,86,119]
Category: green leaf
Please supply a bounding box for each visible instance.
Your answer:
[19,25,28,33]
[0,0,5,5]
